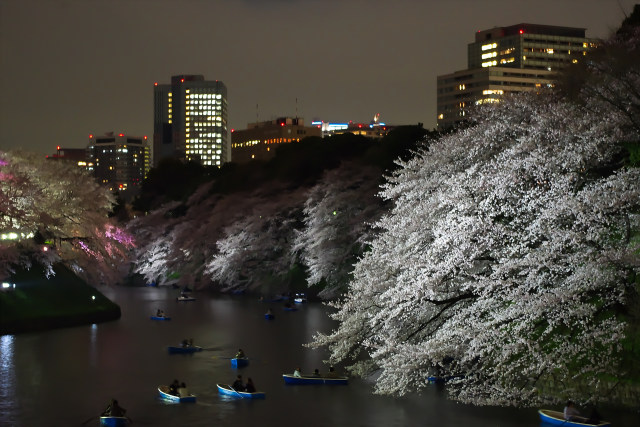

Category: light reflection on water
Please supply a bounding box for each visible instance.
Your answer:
[1,287,636,427]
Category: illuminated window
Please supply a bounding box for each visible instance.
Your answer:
[481,43,497,51]
[481,51,497,59]
[438,113,444,120]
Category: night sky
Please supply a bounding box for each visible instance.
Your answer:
[0,0,635,155]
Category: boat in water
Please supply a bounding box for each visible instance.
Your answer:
[158,385,196,403]
[282,374,348,385]
[216,383,265,399]
[538,409,610,427]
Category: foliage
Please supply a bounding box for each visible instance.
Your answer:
[307,91,640,407]
[0,151,134,284]
[292,164,388,298]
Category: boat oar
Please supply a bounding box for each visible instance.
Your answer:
[228,384,244,399]
[79,415,97,426]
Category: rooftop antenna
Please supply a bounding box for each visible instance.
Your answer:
[256,103,259,124]
[295,97,298,119]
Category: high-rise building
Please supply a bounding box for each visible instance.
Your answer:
[437,24,597,129]
[153,75,229,167]
[87,133,150,200]
[231,117,322,163]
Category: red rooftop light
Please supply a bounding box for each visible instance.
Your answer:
[519,29,524,34]
[89,134,93,138]
[119,133,124,137]
[154,82,158,86]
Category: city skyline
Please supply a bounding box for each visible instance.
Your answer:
[1,0,636,155]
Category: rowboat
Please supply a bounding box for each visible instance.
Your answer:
[264,313,274,320]
[216,383,265,399]
[167,345,202,354]
[283,306,297,311]
[282,374,348,385]
[294,293,307,303]
[99,416,129,427]
[150,315,171,321]
[176,295,195,301]
[538,409,610,426]
[231,357,249,368]
[158,385,196,403]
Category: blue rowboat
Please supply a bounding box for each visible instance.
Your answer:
[264,313,274,320]
[538,409,610,427]
[216,383,265,399]
[282,374,348,385]
[283,306,297,311]
[231,357,249,368]
[167,345,202,354]
[158,385,196,403]
[150,315,171,321]
[99,416,129,427]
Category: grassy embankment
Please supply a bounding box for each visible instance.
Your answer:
[0,262,121,335]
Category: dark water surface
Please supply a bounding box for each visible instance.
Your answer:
[1,287,636,427]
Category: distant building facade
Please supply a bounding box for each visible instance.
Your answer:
[87,133,150,200]
[231,117,321,163]
[312,114,393,138]
[153,75,229,167]
[437,23,597,129]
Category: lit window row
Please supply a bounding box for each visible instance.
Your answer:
[482,89,504,95]
[482,60,497,67]
[481,43,497,51]
[481,51,497,59]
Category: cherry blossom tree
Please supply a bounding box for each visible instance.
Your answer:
[0,151,134,284]
[292,163,388,298]
[204,186,306,292]
[308,92,640,407]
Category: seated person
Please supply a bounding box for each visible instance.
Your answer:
[102,399,126,417]
[245,377,257,393]
[293,367,302,377]
[326,366,339,378]
[169,379,180,395]
[177,382,190,398]
[564,400,581,421]
[313,368,321,377]
[232,375,245,391]
[235,348,246,359]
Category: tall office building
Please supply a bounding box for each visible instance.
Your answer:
[437,24,597,129]
[87,133,150,200]
[153,75,229,167]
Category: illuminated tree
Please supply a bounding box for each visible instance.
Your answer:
[292,164,386,298]
[308,92,640,407]
[0,151,134,283]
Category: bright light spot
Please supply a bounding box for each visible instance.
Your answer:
[42,246,48,252]
[92,295,96,300]
[333,211,337,216]
[2,282,12,289]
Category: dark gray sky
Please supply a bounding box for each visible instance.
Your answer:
[0,0,635,155]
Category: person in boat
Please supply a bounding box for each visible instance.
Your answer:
[293,367,302,377]
[177,382,190,398]
[245,377,256,393]
[102,398,126,417]
[313,368,321,377]
[235,348,246,359]
[266,308,273,315]
[156,308,163,317]
[564,400,581,421]
[232,375,245,391]
[169,379,180,395]
[326,366,339,378]
[181,339,189,347]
